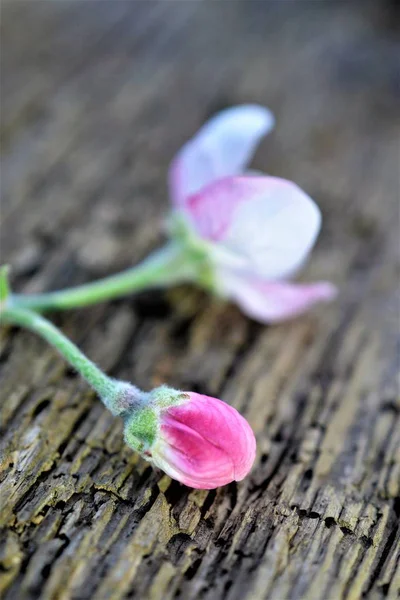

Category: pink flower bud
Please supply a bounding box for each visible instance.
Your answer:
[123,387,256,489]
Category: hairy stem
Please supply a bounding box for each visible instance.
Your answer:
[10,243,194,312]
[1,306,117,401]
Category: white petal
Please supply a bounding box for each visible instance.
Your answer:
[169,105,275,207]
[219,176,322,280]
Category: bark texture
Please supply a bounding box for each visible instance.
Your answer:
[0,2,399,599]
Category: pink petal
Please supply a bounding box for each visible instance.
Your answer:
[169,105,274,208]
[220,275,338,323]
[184,176,254,241]
[185,176,322,280]
[152,392,256,489]
[168,393,256,481]
[157,422,235,489]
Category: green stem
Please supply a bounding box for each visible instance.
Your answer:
[10,243,194,313]
[0,306,116,402]
[0,265,10,304]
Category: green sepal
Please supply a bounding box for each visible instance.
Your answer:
[150,385,189,409]
[124,407,158,453]
[166,213,215,290]
[122,386,189,454]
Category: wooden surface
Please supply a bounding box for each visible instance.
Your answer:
[1,2,399,599]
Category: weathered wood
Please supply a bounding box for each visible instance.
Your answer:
[1,1,399,599]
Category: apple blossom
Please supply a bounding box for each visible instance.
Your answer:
[11,105,336,322]
[167,105,337,322]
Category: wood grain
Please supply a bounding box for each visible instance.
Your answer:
[1,2,399,599]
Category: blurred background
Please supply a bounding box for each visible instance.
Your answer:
[0,2,399,598]
[2,0,399,389]
[1,0,399,287]
[1,0,399,391]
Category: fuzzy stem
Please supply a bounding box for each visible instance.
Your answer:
[1,306,118,402]
[10,242,194,313]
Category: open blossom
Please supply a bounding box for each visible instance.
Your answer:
[123,386,256,489]
[167,105,337,322]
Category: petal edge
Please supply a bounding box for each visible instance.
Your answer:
[220,276,338,323]
[169,104,275,208]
